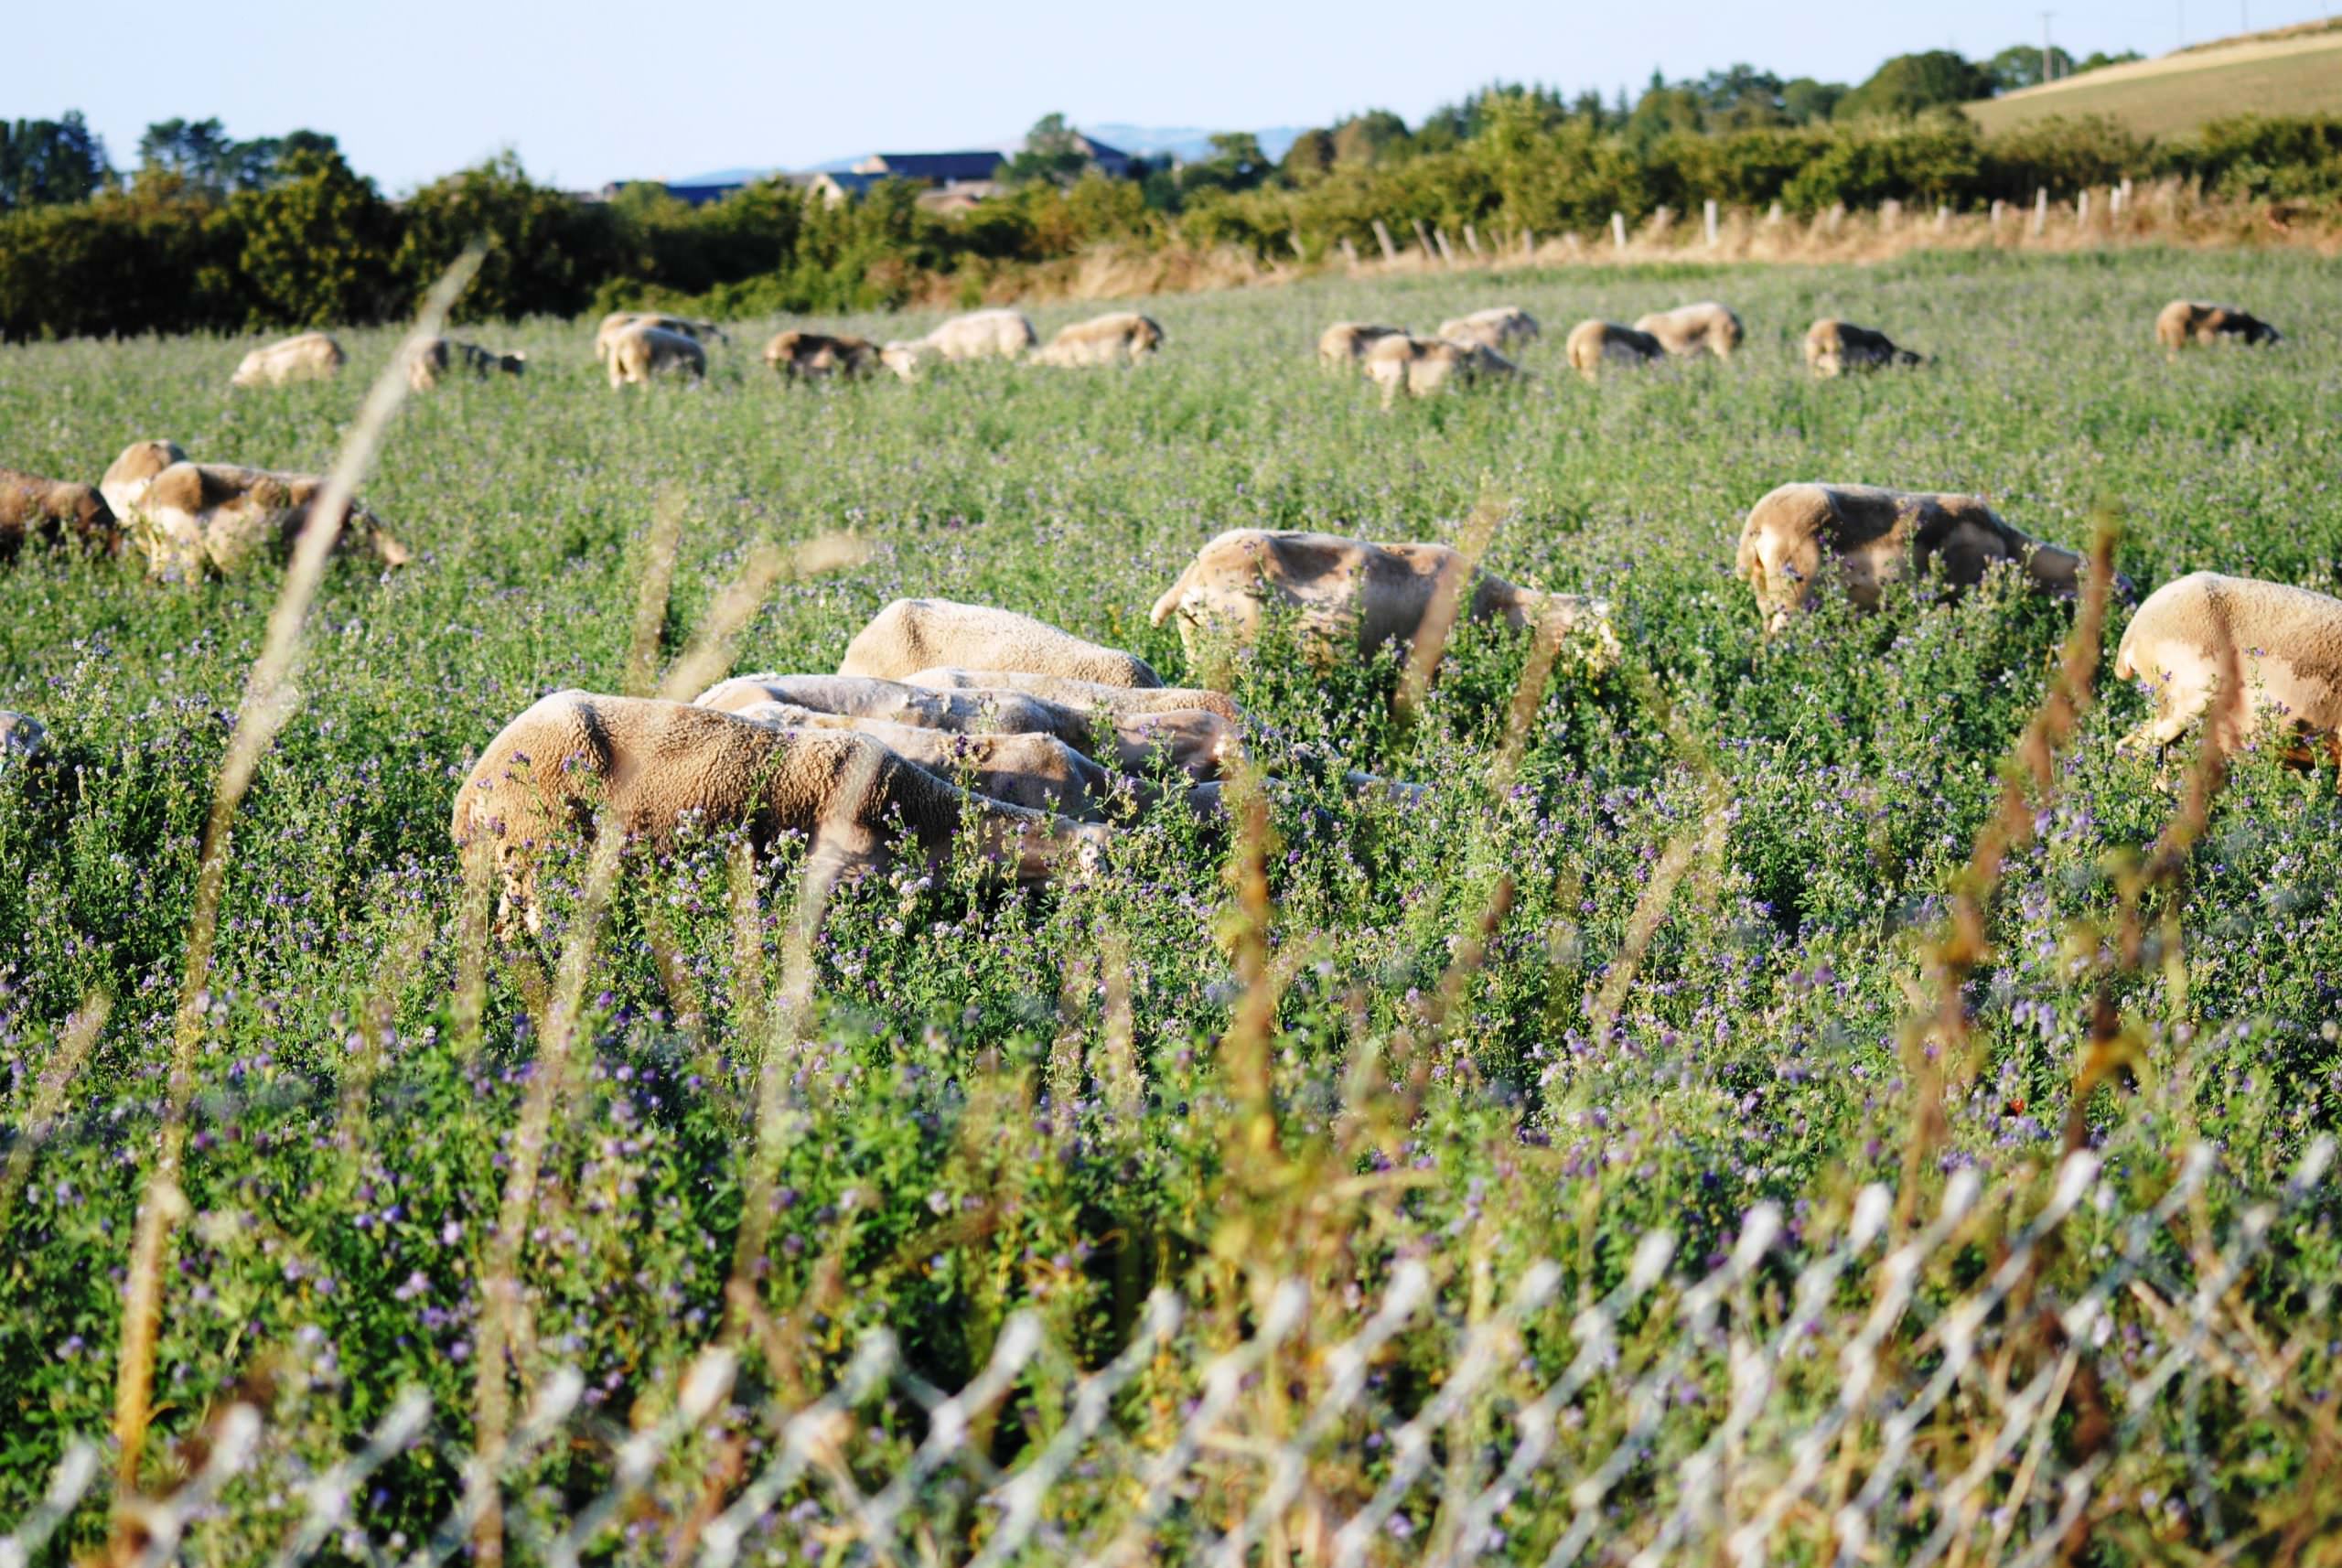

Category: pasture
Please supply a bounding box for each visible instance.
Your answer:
[3,247,2341,1562]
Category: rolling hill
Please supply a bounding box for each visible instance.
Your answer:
[1966,19,2342,138]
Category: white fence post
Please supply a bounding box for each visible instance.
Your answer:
[1462,223,1481,255]
[2077,188,2091,227]
[1610,211,1628,252]
[1880,198,1901,231]
[1935,203,1951,232]
[1766,200,1784,226]
[1992,198,2007,227]
[1371,220,1397,261]
[1339,235,1359,266]
[1703,199,1718,248]
[1433,227,1456,265]
[2031,187,2048,235]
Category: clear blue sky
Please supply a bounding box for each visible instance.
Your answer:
[22,0,2336,191]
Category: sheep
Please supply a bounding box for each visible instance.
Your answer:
[1436,306,1540,352]
[2155,300,2283,351]
[1361,335,1520,406]
[727,701,1142,820]
[838,599,1164,688]
[127,461,409,578]
[1147,528,1617,671]
[409,338,526,392]
[1632,302,1744,360]
[1803,319,1924,378]
[763,330,886,381]
[1735,482,2121,631]
[2114,573,2342,757]
[231,332,345,389]
[606,325,707,389]
[1563,320,1663,381]
[452,690,1101,935]
[99,440,188,521]
[1317,323,1409,366]
[1032,313,1166,368]
[1,467,120,558]
[594,312,727,362]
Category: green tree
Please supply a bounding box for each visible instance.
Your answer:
[1177,133,1271,197]
[221,145,397,326]
[1331,111,1411,166]
[1001,114,1089,188]
[1836,51,1994,120]
[1985,43,2078,92]
[1280,128,1336,186]
[1781,79,1848,124]
[0,113,112,209]
[394,152,625,321]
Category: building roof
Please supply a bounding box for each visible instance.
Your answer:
[853,150,1006,182]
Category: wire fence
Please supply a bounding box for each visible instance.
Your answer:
[4,1133,2329,1567]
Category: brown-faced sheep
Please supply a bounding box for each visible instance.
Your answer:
[231,332,345,389]
[1803,320,1924,378]
[453,690,1101,934]
[697,674,1236,782]
[1361,335,1520,407]
[607,325,706,389]
[1563,320,1663,382]
[1033,313,1166,368]
[2114,573,2342,756]
[838,599,1164,688]
[1,467,120,558]
[1632,302,1743,360]
[763,330,886,381]
[1436,306,1541,351]
[100,440,188,522]
[409,338,526,392]
[1735,482,2119,631]
[128,462,410,578]
[2155,300,2283,351]
[1317,323,1410,366]
[594,312,727,362]
[1147,529,1617,671]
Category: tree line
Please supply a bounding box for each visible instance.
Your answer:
[2,66,2337,341]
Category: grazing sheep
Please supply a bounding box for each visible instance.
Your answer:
[2114,573,2342,756]
[763,330,886,381]
[595,312,727,362]
[453,690,1101,935]
[409,338,526,392]
[1436,306,1541,352]
[607,325,706,389]
[2155,300,2283,351]
[128,461,409,578]
[1317,323,1410,366]
[1033,313,1166,368]
[1735,482,2119,631]
[1563,321,1663,381]
[1804,320,1924,378]
[1361,335,1520,406]
[897,669,1242,724]
[838,599,1163,688]
[728,701,1138,820]
[1,467,120,558]
[698,674,1237,782]
[231,332,345,389]
[919,308,1041,362]
[100,440,188,521]
[1633,302,1744,360]
[1148,528,1617,671]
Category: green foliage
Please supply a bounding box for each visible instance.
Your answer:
[1837,49,1997,120]
[392,153,625,322]
[1000,113,1089,188]
[0,113,111,210]
[219,147,398,328]
[2186,113,2342,199]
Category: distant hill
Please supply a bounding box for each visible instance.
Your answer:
[1966,19,2342,138]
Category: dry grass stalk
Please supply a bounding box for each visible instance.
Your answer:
[1395,489,1506,727]
[0,992,111,1234]
[1902,520,2119,1222]
[111,244,485,1496]
[625,489,690,697]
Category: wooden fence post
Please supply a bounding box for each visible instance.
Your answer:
[1462,223,1481,255]
[1339,236,1359,266]
[1826,202,1844,236]
[1411,217,1435,260]
[1433,227,1456,265]
[2031,187,2047,235]
[2077,188,2090,226]
[1991,198,2007,227]
[1703,199,1718,248]
[1521,228,1536,257]
[1610,211,1627,252]
[1936,203,1951,232]
[1371,220,1397,261]
[1881,198,1900,231]
[1288,231,1305,260]
[1766,200,1784,226]
[1564,231,1582,254]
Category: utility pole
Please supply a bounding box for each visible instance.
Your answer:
[2040,10,2056,82]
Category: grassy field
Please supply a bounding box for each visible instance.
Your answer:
[3,248,2341,1561]
[1966,25,2342,136]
